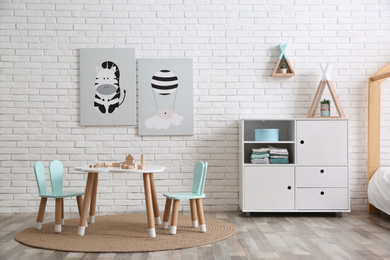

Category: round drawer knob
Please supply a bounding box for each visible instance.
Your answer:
[320,191,325,195]
[287,186,291,190]
[300,140,304,144]
[320,169,324,173]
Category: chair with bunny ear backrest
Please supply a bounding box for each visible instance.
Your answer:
[162,161,208,235]
[34,161,84,233]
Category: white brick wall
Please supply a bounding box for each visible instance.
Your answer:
[1,0,390,213]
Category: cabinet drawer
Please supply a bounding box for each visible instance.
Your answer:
[297,188,348,210]
[296,167,348,187]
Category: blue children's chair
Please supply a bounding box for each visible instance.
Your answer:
[162,161,208,235]
[34,160,84,233]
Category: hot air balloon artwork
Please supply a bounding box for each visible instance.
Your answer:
[138,58,193,135]
[80,48,136,126]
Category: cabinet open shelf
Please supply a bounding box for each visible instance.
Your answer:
[272,44,295,77]
[243,120,295,142]
[244,142,295,164]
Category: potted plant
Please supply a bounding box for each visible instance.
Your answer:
[280,64,287,74]
[320,99,330,117]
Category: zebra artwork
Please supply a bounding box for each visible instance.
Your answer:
[94,61,126,114]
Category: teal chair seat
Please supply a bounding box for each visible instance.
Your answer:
[162,161,208,235]
[34,160,84,233]
[40,190,85,199]
[163,193,206,200]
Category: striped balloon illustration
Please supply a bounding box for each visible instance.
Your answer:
[151,70,178,95]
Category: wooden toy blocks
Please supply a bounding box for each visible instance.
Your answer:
[88,154,145,170]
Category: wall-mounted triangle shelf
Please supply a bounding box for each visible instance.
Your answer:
[307,63,345,118]
[272,43,295,77]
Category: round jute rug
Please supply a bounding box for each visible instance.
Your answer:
[14,214,236,253]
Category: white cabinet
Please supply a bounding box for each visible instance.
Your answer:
[239,119,349,215]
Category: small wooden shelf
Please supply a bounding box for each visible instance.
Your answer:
[307,64,345,118]
[272,44,295,77]
[273,72,295,77]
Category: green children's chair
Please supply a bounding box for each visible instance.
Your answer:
[162,161,208,235]
[34,160,84,233]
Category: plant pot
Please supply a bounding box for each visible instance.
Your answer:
[321,103,330,117]
[281,68,287,74]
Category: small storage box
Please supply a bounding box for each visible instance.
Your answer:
[255,129,279,141]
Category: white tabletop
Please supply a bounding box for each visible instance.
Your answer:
[74,165,166,174]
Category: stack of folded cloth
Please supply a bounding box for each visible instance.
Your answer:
[250,148,270,164]
[269,146,289,164]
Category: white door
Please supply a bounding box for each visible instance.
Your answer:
[296,120,348,165]
[244,166,294,210]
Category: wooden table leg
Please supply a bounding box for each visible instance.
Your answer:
[190,199,198,227]
[149,173,161,225]
[76,195,83,217]
[143,172,156,238]
[78,172,95,236]
[89,173,99,224]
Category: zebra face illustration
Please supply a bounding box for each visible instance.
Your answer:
[95,66,118,95]
[94,61,126,114]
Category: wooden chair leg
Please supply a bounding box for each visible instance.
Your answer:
[170,199,180,235]
[162,198,172,229]
[196,199,206,232]
[76,195,83,217]
[36,197,47,230]
[190,199,198,227]
[55,198,62,233]
[61,198,64,225]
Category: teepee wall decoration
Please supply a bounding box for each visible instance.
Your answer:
[272,43,295,77]
[307,63,345,118]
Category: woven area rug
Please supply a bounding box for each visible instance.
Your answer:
[14,214,236,253]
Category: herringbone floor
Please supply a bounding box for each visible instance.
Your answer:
[1,211,390,260]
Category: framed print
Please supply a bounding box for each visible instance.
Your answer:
[138,58,193,135]
[80,48,136,126]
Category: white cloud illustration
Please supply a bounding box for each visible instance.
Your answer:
[145,112,183,130]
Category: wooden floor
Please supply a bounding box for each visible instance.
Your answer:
[1,211,390,260]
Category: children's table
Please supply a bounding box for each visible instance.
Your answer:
[74,165,166,238]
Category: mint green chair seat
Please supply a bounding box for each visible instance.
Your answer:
[34,160,84,233]
[163,193,206,200]
[162,161,208,235]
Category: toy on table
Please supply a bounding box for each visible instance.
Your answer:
[88,154,145,170]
